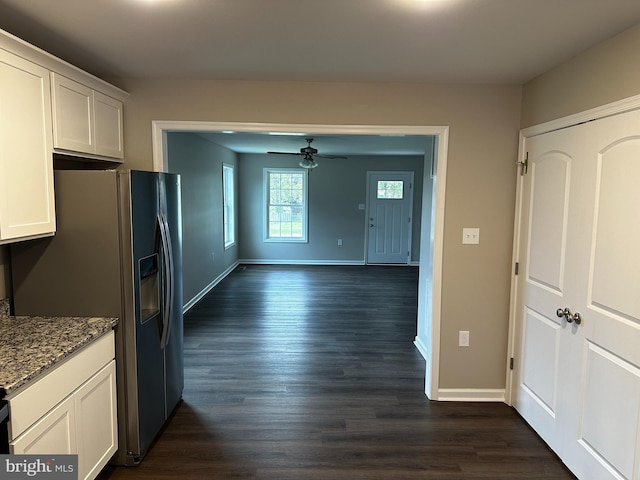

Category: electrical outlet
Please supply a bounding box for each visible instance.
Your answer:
[337,239,343,246]
[459,330,470,347]
[211,252,215,262]
[462,228,480,245]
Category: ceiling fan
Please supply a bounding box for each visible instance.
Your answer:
[267,138,346,169]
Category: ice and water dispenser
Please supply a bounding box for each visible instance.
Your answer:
[139,254,160,323]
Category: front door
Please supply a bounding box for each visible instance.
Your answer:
[513,108,640,480]
[366,172,413,264]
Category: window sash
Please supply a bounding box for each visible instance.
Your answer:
[264,169,307,242]
[223,164,235,248]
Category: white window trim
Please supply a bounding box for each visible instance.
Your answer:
[222,163,235,249]
[263,167,308,243]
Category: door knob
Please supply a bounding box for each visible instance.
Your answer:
[556,307,573,322]
[572,312,582,325]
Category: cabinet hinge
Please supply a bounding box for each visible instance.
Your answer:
[510,357,514,370]
[515,262,519,275]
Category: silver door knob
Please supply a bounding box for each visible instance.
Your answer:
[572,312,582,325]
[556,307,573,322]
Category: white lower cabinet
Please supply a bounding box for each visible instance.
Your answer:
[75,362,118,480]
[11,395,77,455]
[8,332,117,480]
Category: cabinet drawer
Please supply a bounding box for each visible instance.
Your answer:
[8,331,114,440]
[10,394,76,455]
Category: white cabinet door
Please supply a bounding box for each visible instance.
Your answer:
[75,361,117,480]
[52,73,94,153]
[11,395,77,455]
[52,73,123,160]
[94,91,124,159]
[0,49,56,243]
[513,108,640,480]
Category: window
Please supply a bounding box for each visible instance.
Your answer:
[222,163,235,248]
[377,180,404,199]
[264,168,308,242]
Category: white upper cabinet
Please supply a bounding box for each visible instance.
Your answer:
[52,73,124,160]
[0,49,56,243]
[0,28,127,244]
[94,91,125,158]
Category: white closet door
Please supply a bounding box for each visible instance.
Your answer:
[513,125,582,456]
[560,109,640,480]
[514,107,640,480]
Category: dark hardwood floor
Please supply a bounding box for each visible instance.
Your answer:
[98,265,575,480]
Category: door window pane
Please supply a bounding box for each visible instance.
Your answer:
[377,180,404,199]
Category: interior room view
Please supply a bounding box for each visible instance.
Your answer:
[0,1,639,479]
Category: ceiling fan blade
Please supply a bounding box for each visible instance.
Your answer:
[267,151,303,155]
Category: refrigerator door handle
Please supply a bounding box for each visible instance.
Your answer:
[158,213,172,348]
[161,212,175,347]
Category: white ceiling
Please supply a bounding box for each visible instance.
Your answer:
[1,0,640,85]
[2,0,639,155]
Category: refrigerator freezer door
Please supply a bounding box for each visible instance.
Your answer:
[160,173,184,417]
[121,171,166,462]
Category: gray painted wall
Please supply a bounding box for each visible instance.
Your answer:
[238,153,428,264]
[167,132,239,305]
[167,132,428,306]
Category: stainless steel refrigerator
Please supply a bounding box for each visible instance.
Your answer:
[10,169,183,466]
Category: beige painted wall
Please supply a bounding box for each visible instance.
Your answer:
[115,78,522,390]
[521,22,640,127]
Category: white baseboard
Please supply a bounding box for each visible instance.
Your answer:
[183,260,240,313]
[436,388,506,402]
[413,336,429,361]
[239,259,366,266]
[239,259,420,266]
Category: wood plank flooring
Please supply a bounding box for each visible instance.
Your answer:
[98,265,575,480]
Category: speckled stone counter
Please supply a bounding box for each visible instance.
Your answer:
[0,315,118,396]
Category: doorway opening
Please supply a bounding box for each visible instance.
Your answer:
[151,121,449,400]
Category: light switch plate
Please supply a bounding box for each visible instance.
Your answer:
[462,228,480,245]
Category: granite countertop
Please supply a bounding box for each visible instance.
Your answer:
[0,313,118,396]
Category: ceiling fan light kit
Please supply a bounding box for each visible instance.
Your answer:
[298,157,318,169]
[267,137,346,169]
